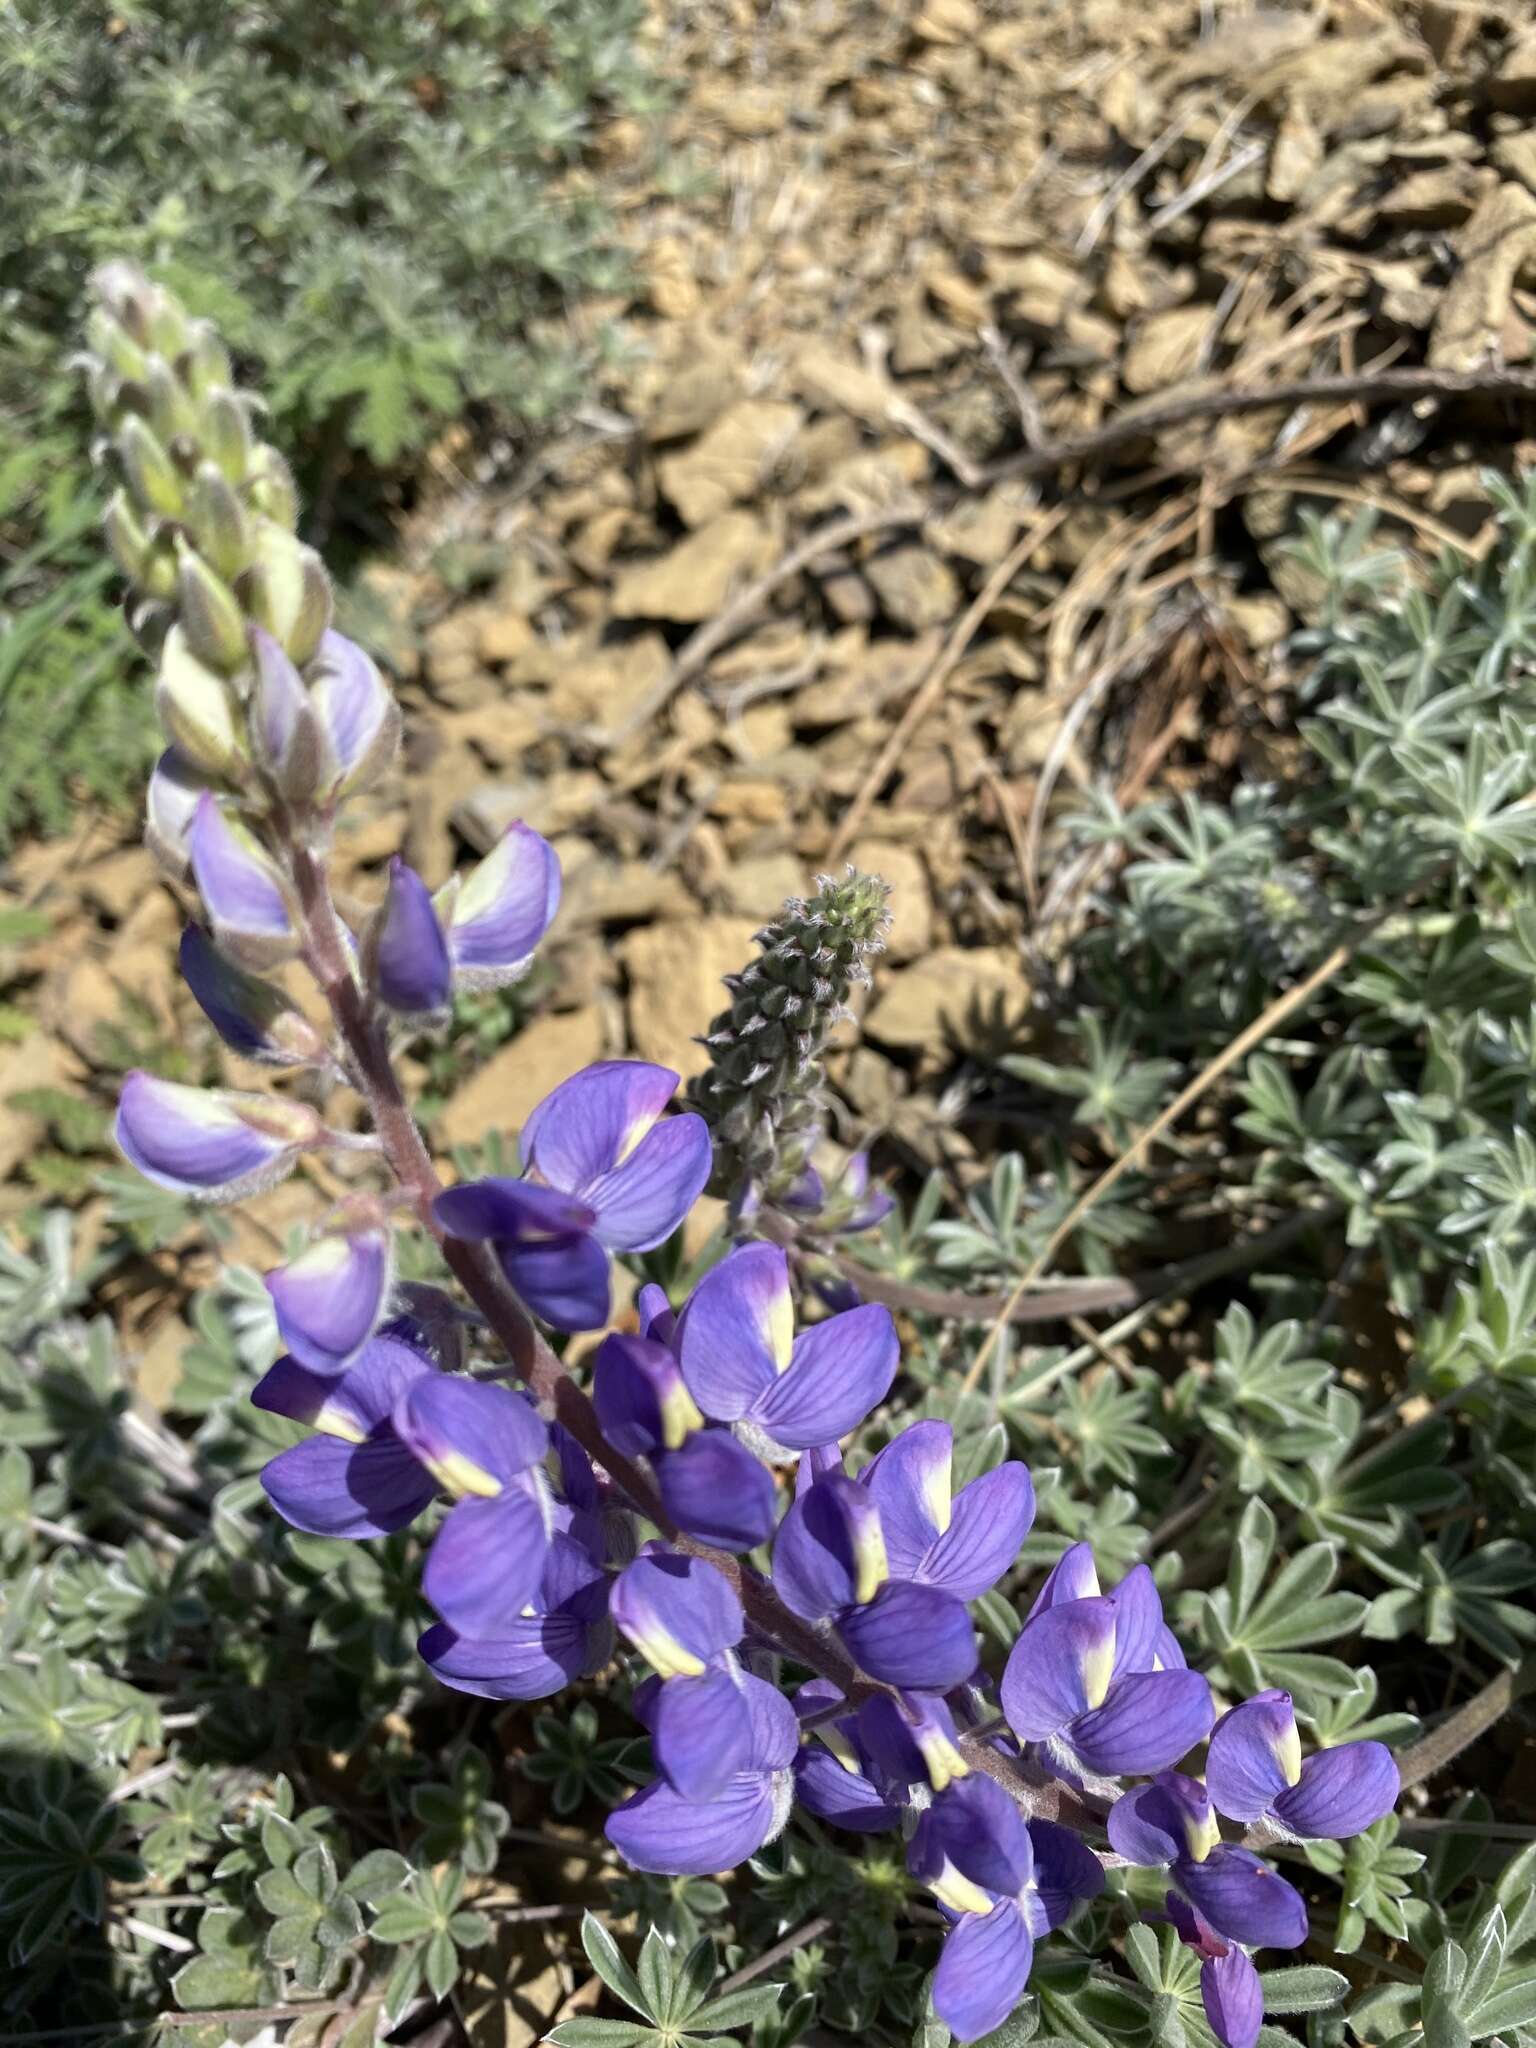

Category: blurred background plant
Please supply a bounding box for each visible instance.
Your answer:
[0,0,662,844]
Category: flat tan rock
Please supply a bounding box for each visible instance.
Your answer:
[850,839,932,962]
[1430,182,1536,368]
[619,916,761,1077]
[1122,305,1214,394]
[864,945,1030,1055]
[0,1031,73,1182]
[611,513,770,624]
[437,1006,608,1152]
[865,545,960,632]
[657,401,803,528]
[722,853,805,919]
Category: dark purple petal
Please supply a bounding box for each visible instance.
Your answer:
[756,1303,898,1449]
[911,1775,1034,1900]
[744,1672,801,1771]
[1108,1563,1165,1678]
[261,1434,434,1539]
[1067,1668,1214,1777]
[1165,1889,1224,1959]
[1025,1819,1105,1932]
[523,1061,678,1196]
[1026,1541,1100,1620]
[932,1902,1034,2045]
[584,1112,712,1253]
[922,1461,1035,1600]
[179,925,314,1063]
[678,1243,792,1422]
[772,1474,879,1621]
[839,1581,978,1691]
[373,858,451,1013]
[593,1332,701,1457]
[1155,1624,1188,1670]
[419,1612,595,1700]
[500,1231,612,1333]
[309,630,398,797]
[115,1072,318,1200]
[448,822,561,986]
[1202,1946,1263,2048]
[537,1530,611,1619]
[395,1375,547,1493]
[433,1176,595,1243]
[859,1420,951,1573]
[609,1551,743,1674]
[654,1431,778,1553]
[1273,1742,1399,1840]
[265,1230,391,1376]
[1206,1692,1301,1824]
[1178,1845,1309,1951]
[421,1486,550,1634]
[606,1772,788,1876]
[794,1746,902,1832]
[1000,1598,1118,1743]
[652,1670,755,1802]
[856,1692,970,1796]
[1106,1774,1218,1869]
[636,1282,677,1345]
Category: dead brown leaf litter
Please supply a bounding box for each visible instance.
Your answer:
[11,0,1536,1245]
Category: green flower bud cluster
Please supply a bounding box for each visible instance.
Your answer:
[687,869,891,1204]
[82,265,397,843]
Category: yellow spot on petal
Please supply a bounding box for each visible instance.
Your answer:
[615,1115,653,1166]
[660,1380,705,1451]
[816,1726,863,1775]
[1183,1803,1220,1863]
[315,1402,368,1445]
[918,1728,970,1793]
[922,1454,952,1535]
[763,1280,794,1373]
[930,1860,995,1917]
[1273,1715,1304,1788]
[853,1519,890,1606]
[636,1626,706,1681]
[421,1449,502,1499]
[1081,1630,1115,1711]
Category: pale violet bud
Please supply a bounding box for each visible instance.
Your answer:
[265,1228,394,1376]
[178,926,325,1067]
[240,522,331,667]
[176,543,249,676]
[155,626,242,779]
[445,822,561,992]
[114,1071,322,1202]
[368,858,451,1015]
[145,748,207,882]
[119,414,185,520]
[309,631,400,800]
[251,627,325,806]
[188,793,297,969]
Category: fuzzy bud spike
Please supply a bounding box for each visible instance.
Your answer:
[686,869,891,1203]
[176,543,249,675]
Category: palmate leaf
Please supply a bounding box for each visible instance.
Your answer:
[1364,1525,1536,1664]
[1186,1497,1367,1710]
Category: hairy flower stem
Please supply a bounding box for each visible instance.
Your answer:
[286,840,1086,1826]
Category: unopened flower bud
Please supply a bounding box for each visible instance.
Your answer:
[155,627,242,778]
[266,1228,394,1376]
[87,304,151,388]
[146,357,198,446]
[245,445,298,528]
[309,630,398,800]
[202,388,252,485]
[188,793,297,969]
[240,524,332,665]
[103,490,153,584]
[176,544,249,675]
[251,628,324,805]
[178,925,325,1068]
[368,858,451,1015]
[115,1070,322,1202]
[145,748,207,882]
[144,286,190,363]
[181,320,233,403]
[187,463,251,583]
[119,414,185,519]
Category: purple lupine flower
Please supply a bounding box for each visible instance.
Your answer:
[783,1151,894,1234]
[265,1227,393,1376]
[1162,1893,1263,2048]
[856,1419,1034,1599]
[606,1670,798,1875]
[611,1549,761,1802]
[251,626,323,805]
[908,1776,1104,2043]
[115,1071,322,1200]
[391,1375,554,1634]
[370,858,451,1014]
[420,1527,611,1701]
[1000,1558,1213,1778]
[1107,1771,1308,1950]
[178,925,323,1066]
[1205,1689,1399,1840]
[772,1464,978,1689]
[1026,1539,1189,1671]
[145,746,206,880]
[253,1329,439,1540]
[445,821,562,991]
[257,1337,555,1632]
[434,1061,711,1331]
[307,629,401,800]
[856,1688,972,1796]
[677,1243,899,1452]
[188,793,297,968]
[592,1332,777,1552]
[792,1679,904,1833]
